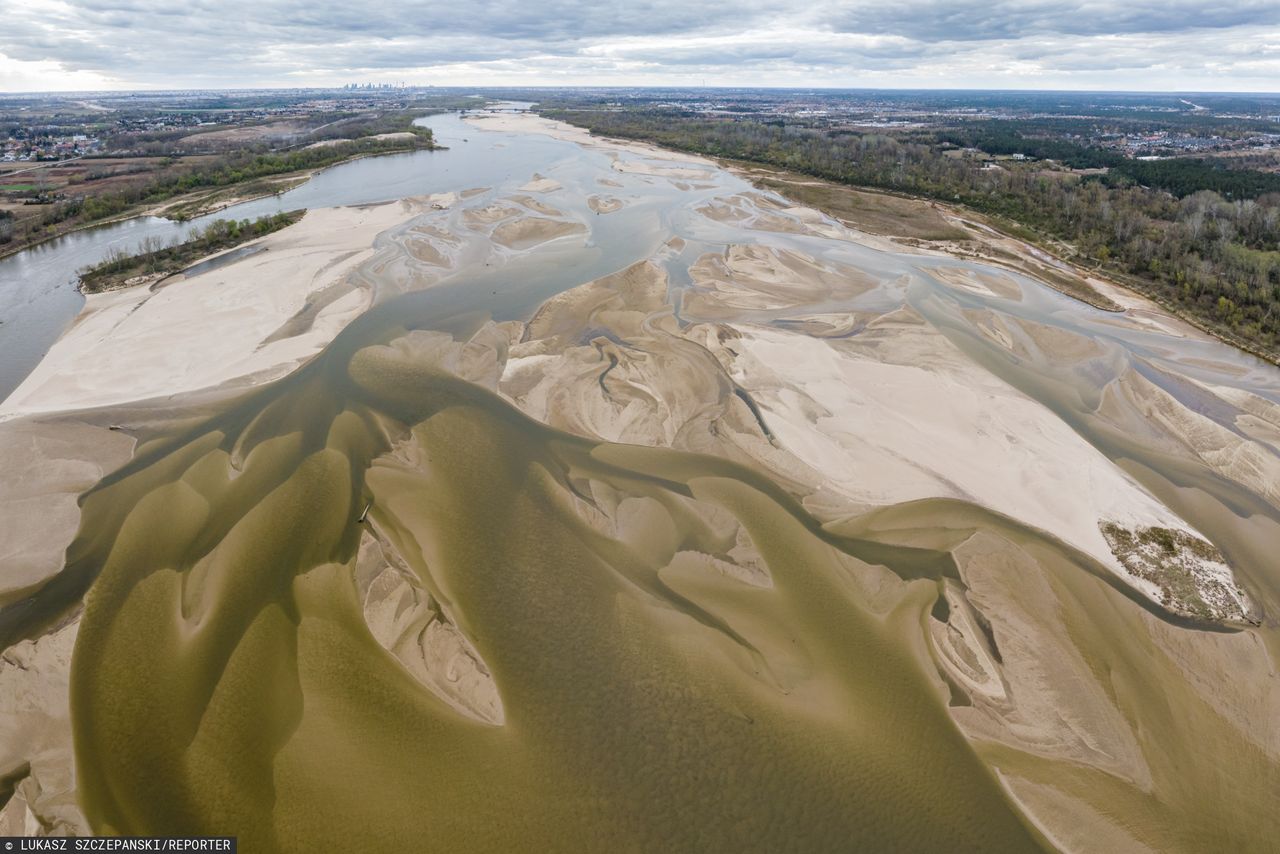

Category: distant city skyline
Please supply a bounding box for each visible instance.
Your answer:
[3,0,1279,93]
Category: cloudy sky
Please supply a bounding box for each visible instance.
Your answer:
[3,0,1279,92]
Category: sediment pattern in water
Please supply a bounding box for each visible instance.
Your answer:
[64,330,1046,850]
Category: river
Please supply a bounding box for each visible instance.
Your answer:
[3,107,1279,852]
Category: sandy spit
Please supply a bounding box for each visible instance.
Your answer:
[1,200,430,418]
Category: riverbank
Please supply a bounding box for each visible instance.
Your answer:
[0,137,437,263]
[743,167,1280,368]
[739,169,1126,312]
[540,109,1280,366]
[482,112,1128,314]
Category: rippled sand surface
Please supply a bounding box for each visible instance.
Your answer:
[1,112,1278,851]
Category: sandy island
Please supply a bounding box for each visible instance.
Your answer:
[2,200,432,419]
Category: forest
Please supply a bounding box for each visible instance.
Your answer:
[938,125,1280,198]
[544,108,1280,359]
[44,132,434,227]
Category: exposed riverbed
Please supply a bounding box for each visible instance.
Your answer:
[1,110,1277,852]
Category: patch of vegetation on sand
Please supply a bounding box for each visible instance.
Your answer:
[78,209,304,293]
[1100,521,1255,623]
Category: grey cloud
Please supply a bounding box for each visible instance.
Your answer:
[66,0,776,42]
[1,0,1277,89]
[820,0,1280,42]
